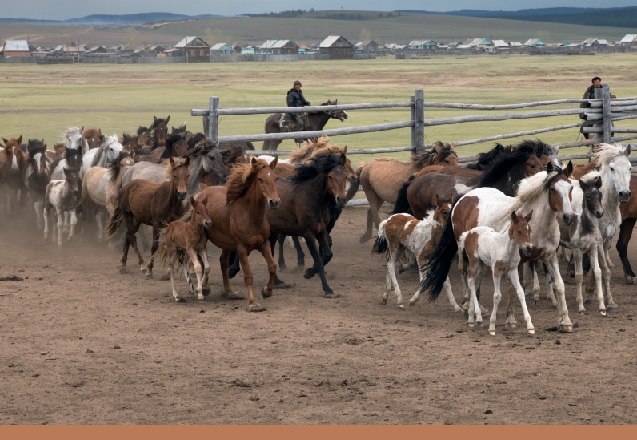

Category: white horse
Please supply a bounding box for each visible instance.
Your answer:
[81,134,124,176]
[50,127,84,180]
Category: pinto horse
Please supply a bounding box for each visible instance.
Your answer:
[372,194,460,311]
[458,211,534,335]
[106,157,190,277]
[393,140,546,220]
[422,163,577,333]
[197,157,280,312]
[262,100,348,151]
[355,141,458,243]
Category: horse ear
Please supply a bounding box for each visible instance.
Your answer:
[189,195,196,207]
[165,115,171,124]
[626,144,632,156]
[17,135,22,144]
[525,210,533,222]
[546,162,554,173]
[169,156,175,166]
[511,211,518,223]
[270,156,279,169]
[435,194,441,204]
[342,145,347,154]
[199,182,209,191]
[251,156,258,164]
[565,161,574,176]
[185,156,190,166]
[595,176,602,188]
[449,143,455,150]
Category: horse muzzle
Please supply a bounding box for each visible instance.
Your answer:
[178,191,187,200]
[268,199,281,210]
[562,213,576,226]
[522,245,533,257]
[203,219,213,229]
[595,209,604,219]
[619,191,632,203]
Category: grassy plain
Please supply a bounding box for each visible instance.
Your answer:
[1,53,637,165]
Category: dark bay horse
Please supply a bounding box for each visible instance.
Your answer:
[267,152,350,297]
[106,157,190,277]
[617,175,637,284]
[197,157,280,312]
[262,99,348,151]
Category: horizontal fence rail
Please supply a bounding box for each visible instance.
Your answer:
[192,86,637,205]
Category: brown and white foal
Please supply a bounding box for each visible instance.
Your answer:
[44,167,82,247]
[372,194,460,311]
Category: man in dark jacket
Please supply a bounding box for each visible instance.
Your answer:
[286,80,310,130]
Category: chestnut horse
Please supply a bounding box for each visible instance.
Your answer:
[422,163,576,333]
[355,141,458,243]
[106,157,190,277]
[197,157,280,312]
[263,100,348,151]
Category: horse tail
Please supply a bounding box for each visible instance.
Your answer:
[345,165,362,202]
[371,219,389,257]
[391,175,415,215]
[105,207,123,239]
[420,208,458,302]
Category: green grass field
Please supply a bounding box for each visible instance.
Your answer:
[1,54,636,165]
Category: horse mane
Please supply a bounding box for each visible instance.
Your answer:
[579,170,602,184]
[290,153,343,184]
[187,132,207,149]
[477,146,537,188]
[592,143,626,167]
[225,159,268,204]
[108,152,130,181]
[91,134,120,167]
[27,139,46,159]
[63,126,82,141]
[137,126,149,136]
[466,143,511,170]
[507,171,559,215]
[515,139,555,157]
[411,142,457,169]
[289,136,331,162]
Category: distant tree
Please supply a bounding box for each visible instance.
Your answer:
[126,28,141,49]
[359,28,372,43]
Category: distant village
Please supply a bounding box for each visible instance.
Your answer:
[2,33,637,63]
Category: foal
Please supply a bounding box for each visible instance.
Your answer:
[155,196,212,302]
[372,194,460,311]
[458,211,534,335]
[44,167,82,247]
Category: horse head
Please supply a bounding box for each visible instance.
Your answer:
[254,157,281,209]
[433,193,453,225]
[169,156,190,200]
[510,210,533,256]
[189,195,212,229]
[322,99,348,121]
[546,161,575,225]
[152,115,170,148]
[83,128,104,151]
[593,143,632,203]
[579,172,604,219]
[63,166,81,198]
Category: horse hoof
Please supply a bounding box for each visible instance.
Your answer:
[248,304,266,313]
[489,330,496,336]
[303,269,316,279]
[467,323,475,328]
[118,267,127,274]
[175,297,186,303]
[607,305,618,313]
[527,328,536,335]
[359,235,371,244]
[274,280,294,289]
[228,268,240,279]
[261,286,273,298]
[626,276,637,285]
[398,304,405,309]
[145,273,153,280]
[380,299,387,305]
[599,310,607,317]
[223,292,245,300]
[558,324,574,333]
[202,288,211,297]
[324,292,340,299]
[524,293,534,302]
[579,309,588,315]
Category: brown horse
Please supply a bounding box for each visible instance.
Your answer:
[616,175,637,284]
[106,156,190,277]
[262,100,348,151]
[151,115,170,149]
[355,141,458,243]
[83,128,104,151]
[196,157,280,312]
[154,195,212,302]
[0,136,28,213]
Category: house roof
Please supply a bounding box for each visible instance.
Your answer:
[319,35,352,48]
[175,36,209,48]
[620,34,637,43]
[260,39,296,49]
[210,42,231,50]
[2,40,29,51]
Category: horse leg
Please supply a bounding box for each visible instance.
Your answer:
[220,250,244,300]
[269,232,292,288]
[545,256,573,333]
[466,263,481,328]
[304,234,336,297]
[234,246,265,312]
[488,273,504,335]
[69,209,78,242]
[199,250,211,297]
[590,245,608,316]
[508,269,535,335]
[34,199,43,230]
[145,225,160,278]
[277,234,287,271]
[57,209,65,247]
[616,218,637,284]
[359,191,383,243]
[293,236,305,269]
[385,246,404,307]
[258,240,277,299]
[573,250,587,314]
[187,248,205,301]
[168,253,183,302]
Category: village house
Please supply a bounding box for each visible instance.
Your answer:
[210,42,234,55]
[258,40,299,55]
[174,36,210,63]
[0,40,30,58]
[318,35,354,59]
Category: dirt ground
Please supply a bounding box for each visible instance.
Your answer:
[1,205,636,425]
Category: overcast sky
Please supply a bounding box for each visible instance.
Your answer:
[3,0,636,20]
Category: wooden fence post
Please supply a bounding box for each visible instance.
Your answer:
[602,84,612,143]
[411,89,424,155]
[206,96,219,143]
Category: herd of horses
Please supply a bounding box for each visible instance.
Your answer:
[2,111,637,332]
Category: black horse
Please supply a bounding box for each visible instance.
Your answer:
[262,99,347,151]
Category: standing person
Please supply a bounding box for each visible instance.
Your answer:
[581,76,603,108]
[286,80,311,131]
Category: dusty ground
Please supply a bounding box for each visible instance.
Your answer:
[1,206,636,425]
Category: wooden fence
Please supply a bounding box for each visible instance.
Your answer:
[191,86,637,205]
